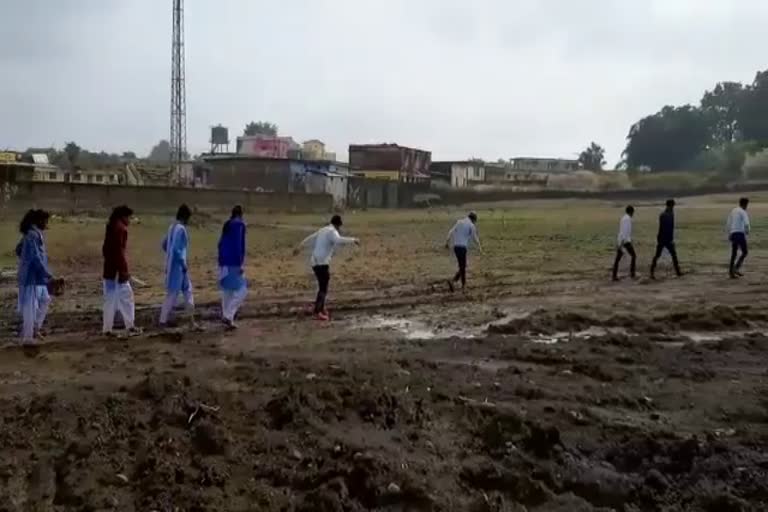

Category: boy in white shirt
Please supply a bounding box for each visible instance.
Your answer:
[727,197,750,278]
[612,205,636,281]
[294,215,359,321]
[445,212,483,291]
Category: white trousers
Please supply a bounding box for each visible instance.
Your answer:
[159,288,194,325]
[20,285,50,342]
[102,280,136,333]
[221,286,247,322]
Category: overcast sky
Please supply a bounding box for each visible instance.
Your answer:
[0,0,765,165]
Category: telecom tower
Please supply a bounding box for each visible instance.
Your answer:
[170,0,187,179]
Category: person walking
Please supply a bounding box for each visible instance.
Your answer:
[445,212,483,291]
[102,205,139,336]
[218,205,248,330]
[727,197,751,278]
[293,214,359,321]
[160,204,195,327]
[15,209,36,319]
[612,205,636,281]
[650,199,682,279]
[17,209,53,343]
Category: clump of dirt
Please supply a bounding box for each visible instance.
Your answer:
[488,310,600,335]
[488,305,764,337]
[654,305,750,331]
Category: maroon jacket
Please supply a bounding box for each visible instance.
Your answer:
[102,219,129,282]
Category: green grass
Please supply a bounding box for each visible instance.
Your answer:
[0,193,763,312]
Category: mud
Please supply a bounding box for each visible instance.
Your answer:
[488,304,768,338]
[2,272,768,510]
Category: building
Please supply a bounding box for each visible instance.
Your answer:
[485,162,549,187]
[67,169,123,185]
[510,158,580,173]
[430,161,485,188]
[349,144,431,183]
[303,139,326,160]
[201,154,349,202]
[304,165,348,209]
[201,155,301,191]
[302,139,337,161]
[0,151,64,183]
[236,135,300,159]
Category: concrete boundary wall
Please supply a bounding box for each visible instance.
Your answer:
[0,182,333,214]
[429,182,768,206]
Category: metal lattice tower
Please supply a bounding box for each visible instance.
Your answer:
[170,0,187,180]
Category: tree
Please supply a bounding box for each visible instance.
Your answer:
[243,121,278,137]
[148,140,171,162]
[64,142,81,169]
[738,70,768,145]
[578,142,606,171]
[121,151,137,161]
[622,105,712,171]
[701,81,745,145]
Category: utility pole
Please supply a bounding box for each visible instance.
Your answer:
[170,0,187,183]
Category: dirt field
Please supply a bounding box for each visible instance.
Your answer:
[2,194,768,511]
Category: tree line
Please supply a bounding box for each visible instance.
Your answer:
[620,68,768,174]
[20,140,188,170]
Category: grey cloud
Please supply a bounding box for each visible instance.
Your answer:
[0,0,765,165]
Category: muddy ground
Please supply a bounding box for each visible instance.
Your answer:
[2,266,768,512]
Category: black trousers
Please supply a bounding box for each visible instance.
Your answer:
[650,241,681,276]
[453,246,468,287]
[312,265,330,314]
[729,233,748,274]
[612,242,636,279]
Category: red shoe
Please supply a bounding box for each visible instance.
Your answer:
[314,312,330,322]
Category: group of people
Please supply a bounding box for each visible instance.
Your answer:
[612,197,752,280]
[12,203,481,344]
[13,205,363,344]
[12,197,751,344]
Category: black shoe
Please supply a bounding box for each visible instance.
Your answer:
[447,280,455,293]
[729,272,738,279]
[612,276,619,282]
[735,270,744,277]
[650,274,656,280]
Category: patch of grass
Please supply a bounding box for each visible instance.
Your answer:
[0,193,762,312]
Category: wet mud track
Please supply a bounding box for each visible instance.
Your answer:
[2,275,768,511]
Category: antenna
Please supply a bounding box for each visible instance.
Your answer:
[170,0,187,182]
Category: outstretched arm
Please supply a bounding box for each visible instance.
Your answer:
[293,230,319,255]
[332,230,359,246]
[445,223,456,248]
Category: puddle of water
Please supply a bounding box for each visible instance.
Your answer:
[355,316,476,340]
[434,357,512,372]
[482,310,532,330]
[680,331,724,343]
[529,327,629,345]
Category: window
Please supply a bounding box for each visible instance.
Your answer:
[547,161,557,170]
[49,172,57,180]
[95,175,103,183]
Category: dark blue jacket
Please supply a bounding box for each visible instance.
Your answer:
[657,210,675,244]
[18,227,51,286]
[218,217,246,267]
